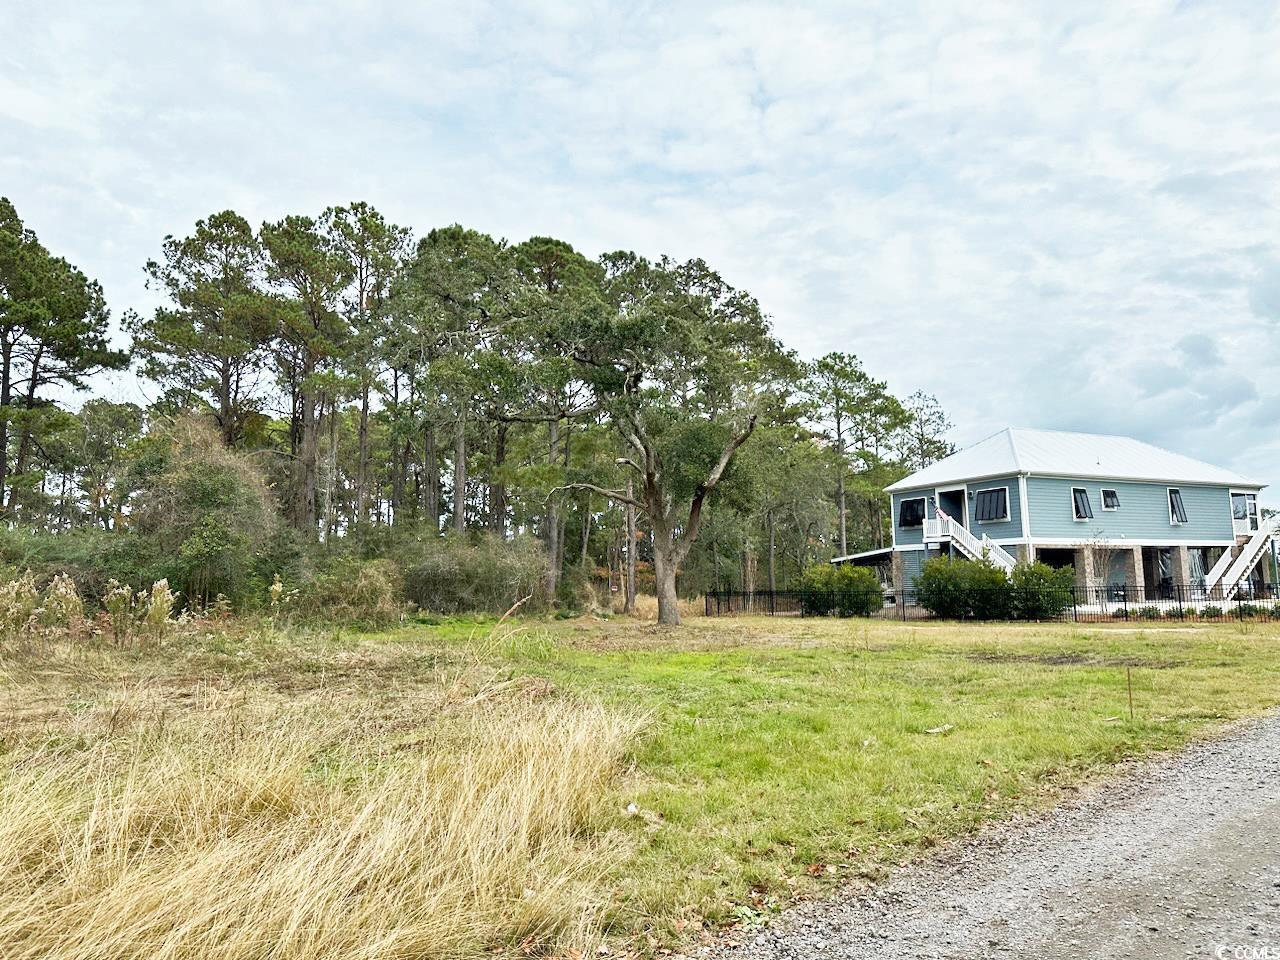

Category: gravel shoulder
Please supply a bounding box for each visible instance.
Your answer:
[708,714,1280,960]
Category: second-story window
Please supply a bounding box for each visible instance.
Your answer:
[898,497,926,528]
[1071,487,1092,520]
[1168,488,1188,524]
[1101,488,1120,510]
[973,487,1008,522]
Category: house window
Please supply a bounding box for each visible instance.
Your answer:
[1232,492,1259,531]
[1168,488,1188,524]
[1101,488,1120,510]
[898,497,926,528]
[973,487,1008,522]
[1071,487,1092,521]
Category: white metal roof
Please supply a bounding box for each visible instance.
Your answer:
[885,427,1264,492]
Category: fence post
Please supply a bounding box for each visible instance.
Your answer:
[1072,586,1078,623]
[899,591,906,621]
[769,590,776,615]
[1121,584,1128,621]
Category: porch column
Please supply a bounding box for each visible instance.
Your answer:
[1121,547,1144,592]
[1073,547,1096,592]
[891,551,906,592]
[1171,545,1193,587]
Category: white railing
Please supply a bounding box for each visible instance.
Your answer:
[981,534,1018,572]
[1202,544,1237,592]
[925,514,1016,572]
[1221,516,1279,598]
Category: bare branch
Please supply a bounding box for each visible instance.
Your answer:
[547,482,644,511]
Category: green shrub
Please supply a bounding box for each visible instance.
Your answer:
[1199,604,1224,619]
[1008,562,1074,620]
[798,565,882,617]
[916,557,1011,620]
[1237,603,1261,619]
[833,565,883,617]
[798,565,834,616]
[1136,605,1161,620]
[1164,606,1188,620]
[399,533,548,615]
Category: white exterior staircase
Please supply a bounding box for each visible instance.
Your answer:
[924,512,1017,573]
[1205,516,1280,597]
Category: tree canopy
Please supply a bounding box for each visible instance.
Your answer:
[0,197,956,620]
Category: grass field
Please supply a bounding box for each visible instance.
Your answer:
[3,612,1280,957]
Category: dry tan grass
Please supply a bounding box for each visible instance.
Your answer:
[609,593,703,621]
[0,682,641,959]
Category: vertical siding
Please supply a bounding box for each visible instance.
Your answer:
[1025,477,1234,542]
[891,488,934,546]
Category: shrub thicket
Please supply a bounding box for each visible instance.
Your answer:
[798,564,882,617]
[398,533,548,614]
[131,417,289,607]
[295,558,405,626]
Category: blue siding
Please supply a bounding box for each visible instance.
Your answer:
[1025,478,1234,542]
[968,475,1022,541]
[902,548,926,588]
[891,488,934,545]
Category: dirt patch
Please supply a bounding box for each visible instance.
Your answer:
[970,650,1185,669]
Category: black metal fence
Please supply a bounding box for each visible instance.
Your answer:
[705,581,1280,623]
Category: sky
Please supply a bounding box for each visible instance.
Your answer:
[3,1,1280,487]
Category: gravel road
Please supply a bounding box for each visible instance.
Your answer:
[708,714,1280,960]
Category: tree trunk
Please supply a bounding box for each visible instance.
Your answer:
[579,494,592,564]
[452,409,466,533]
[835,405,847,555]
[356,383,370,524]
[767,509,777,593]
[544,419,560,603]
[218,358,235,445]
[837,472,848,556]
[297,374,319,535]
[624,477,637,614]
[490,421,507,535]
[423,420,439,531]
[653,542,680,626]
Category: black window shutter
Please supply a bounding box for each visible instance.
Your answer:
[1169,489,1188,523]
[1073,488,1093,519]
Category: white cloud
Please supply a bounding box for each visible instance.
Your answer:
[3,0,1280,491]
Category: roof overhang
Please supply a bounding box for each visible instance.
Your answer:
[831,547,893,565]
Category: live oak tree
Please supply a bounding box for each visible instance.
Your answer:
[554,253,798,625]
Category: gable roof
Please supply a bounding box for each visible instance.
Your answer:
[886,427,1263,492]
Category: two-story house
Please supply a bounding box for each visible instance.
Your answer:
[886,428,1275,599]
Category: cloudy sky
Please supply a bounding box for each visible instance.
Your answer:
[4,1,1280,486]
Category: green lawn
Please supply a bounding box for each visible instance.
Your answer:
[472,616,1280,941]
[6,613,1280,953]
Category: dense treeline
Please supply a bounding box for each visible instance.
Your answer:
[0,198,952,623]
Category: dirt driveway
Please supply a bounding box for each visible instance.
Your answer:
[713,714,1280,960]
